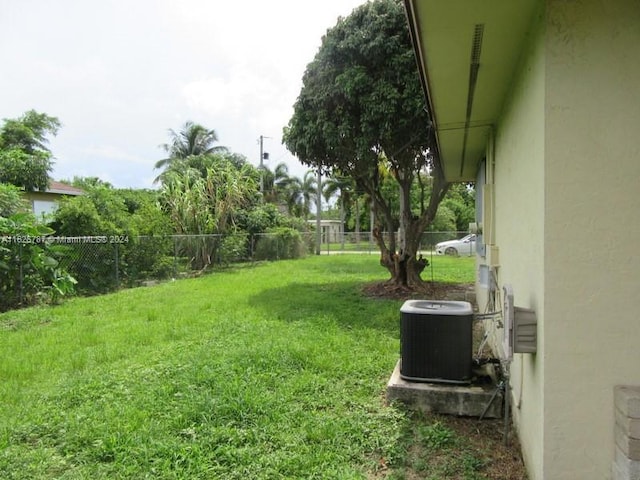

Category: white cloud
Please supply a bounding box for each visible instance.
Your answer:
[181,65,278,118]
[0,0,367,188]
[79,145,149,165]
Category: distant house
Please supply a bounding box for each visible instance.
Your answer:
[308,220,343,243]
[22,181,84,218]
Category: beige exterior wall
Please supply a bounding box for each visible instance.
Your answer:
[543,1,640,478]
[22,192,62,218]
[482,7,546,478]
[480,1,640,479]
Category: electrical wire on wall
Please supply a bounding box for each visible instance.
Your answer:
[472,265,513,445]
[472,265,502,361]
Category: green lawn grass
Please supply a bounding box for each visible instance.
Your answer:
[0,254,480,479]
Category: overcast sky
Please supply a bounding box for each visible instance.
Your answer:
[0,0,366,189]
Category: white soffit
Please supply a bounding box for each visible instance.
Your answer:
[406,0,538,181]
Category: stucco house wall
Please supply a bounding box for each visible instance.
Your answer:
[308,220,343,243]
[485,7,546,477]
[480,2,640,479]
[542,2,640,478]
[404,1,640,476]
[22,181,84,218]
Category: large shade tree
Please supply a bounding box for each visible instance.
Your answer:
[283,0,449,287]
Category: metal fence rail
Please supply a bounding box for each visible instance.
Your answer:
[317,231,475,255]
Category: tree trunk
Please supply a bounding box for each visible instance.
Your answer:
[354,197,361,243]
[373,168,450,289]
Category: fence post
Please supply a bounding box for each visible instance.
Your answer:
[172,236,177,278]
[114,243,120,288]
[18,242,24,305]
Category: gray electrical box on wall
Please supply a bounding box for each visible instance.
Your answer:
[514,307,537,354]
[503,284,538,356]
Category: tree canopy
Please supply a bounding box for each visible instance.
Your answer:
[0,110,61,191]
[283,0,449,287]
[154,121,228,183]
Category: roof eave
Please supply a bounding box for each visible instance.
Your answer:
[404,0,539,183]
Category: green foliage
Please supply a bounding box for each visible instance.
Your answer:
[284,0,451,285]
[440,184,476,232]
[67,176,113,190]
[285,170,318,219]
[254,227,307,260]
[0,110,60,191]
[150,255,175,280]
[160,160,257,235]
[122,236,174,282]
[154,121,228,183]
[0,110,61,153]
[52,182,166,237]
[284,0,430,175]
[239,203,283,234]
[50,185,173,292]
[0,150,52,192]
[430,204,457,232]
[418,421,455,450]
[159,160,258,269]
[0,183,29,217]
[218,233,249,264]
[0,213,76,311]
[51,195,115,236]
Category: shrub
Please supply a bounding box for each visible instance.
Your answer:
[219,233,249,264]
[121,236,173,284]
[150,255,175,280]
[254,227,306,260]
[0,213,76,310]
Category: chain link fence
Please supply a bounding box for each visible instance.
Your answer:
[317,231,475,255]
[2,231,473,307]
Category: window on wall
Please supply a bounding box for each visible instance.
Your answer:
[32,200,58,218]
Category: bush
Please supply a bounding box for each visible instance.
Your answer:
[0,213,76,310]
[219,233,249,264]
[254,227,306,260]
[121,236,173,284]
[0,183,28,217]
[150,255,175,280]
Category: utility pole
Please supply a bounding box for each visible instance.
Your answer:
[258,135,270,196]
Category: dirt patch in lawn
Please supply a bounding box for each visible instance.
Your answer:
[362,281,476,302]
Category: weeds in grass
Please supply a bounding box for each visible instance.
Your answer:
[418,420,455,449]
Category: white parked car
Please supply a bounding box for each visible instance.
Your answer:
[435,234,477,256]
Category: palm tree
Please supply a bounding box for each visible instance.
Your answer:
[261,162,286,204]
[154,121,227,182]
[283,170,318,219]
[273,162,293,192]
[323,174,354,248]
